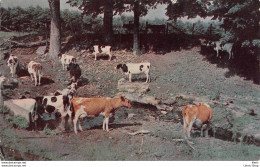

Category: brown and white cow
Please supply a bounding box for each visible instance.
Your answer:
[27,61,43,86]
[182,104,213,138]
[59,54,76,70]
[93,45,112,61]
[7,54,18,77]
[68,96,132,134]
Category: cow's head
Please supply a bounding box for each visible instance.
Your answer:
[119,96,131,108]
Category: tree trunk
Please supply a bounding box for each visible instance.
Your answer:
[103,0,113,45]
[48,0,61,59]
[133,0,140,55]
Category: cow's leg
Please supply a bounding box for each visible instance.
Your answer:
[201,124,207,137]
[73,113,80,134]
[10,67,14,77]
[205,122,210,138]
[129,73,132,82]
[109,53,112,61]
[78,120,83,132]
[33,73,38,86]
[183,118,188,138]
[38,74,42,86]
[187,119,195,138]
[95,52,97,61]
[146,72,150,83]
[30,73,34,81]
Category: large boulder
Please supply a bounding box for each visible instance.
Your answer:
[36,46,47,55]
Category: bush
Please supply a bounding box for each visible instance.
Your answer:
[0,105,9,114]
[41,127,59,136]
[12,116,29,129]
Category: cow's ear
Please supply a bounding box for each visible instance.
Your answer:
[120,96,125,102]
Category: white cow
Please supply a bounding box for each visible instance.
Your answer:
[93,45,112,61]
[27,61,43,86]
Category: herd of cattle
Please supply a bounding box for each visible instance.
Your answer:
[0,43,215,138]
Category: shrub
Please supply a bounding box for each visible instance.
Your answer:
[12,116,29,129]
[41,127,59,136]
[0,105,9,114]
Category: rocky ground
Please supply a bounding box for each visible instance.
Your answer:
[0,33,259,161]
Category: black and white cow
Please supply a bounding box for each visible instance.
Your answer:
[116,62,151,83]
[67,63,81,83]
[7,54,19,77]
[35,95,70,119]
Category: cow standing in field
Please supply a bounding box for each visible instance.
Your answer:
[27,61,43,86]
[59,54,76,70]
[116,63,151,83]
[182,104,213,138]
[93,45,112,61]
[7,54,19,77]
[68,96,132,134]
[207,41,234,59]
[67,63,81,83]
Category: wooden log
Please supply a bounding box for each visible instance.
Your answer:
[10,40,49,48]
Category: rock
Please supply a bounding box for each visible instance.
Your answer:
[230,110,245,117]
[128,113,136,118]
[118,78,149,93]
[36,46,47,55]
[116,92,160,106]
[161,111,168,115]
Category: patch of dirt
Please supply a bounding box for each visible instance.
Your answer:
[0,41,260,160]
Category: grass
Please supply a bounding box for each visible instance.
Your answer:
[151,129,183,140]
[12,116,29,129]
[40,127,59,136]
[193,142,260,160]
[0,105,9,114]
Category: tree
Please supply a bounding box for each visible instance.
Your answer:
[68,0,123,45]
[48,0,61,59]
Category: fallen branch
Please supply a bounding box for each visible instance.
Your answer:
[123,130,150,136]
[10,40,49,48]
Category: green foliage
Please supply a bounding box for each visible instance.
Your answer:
[41,127,59,136]
[12,116,29,129]
[5,115,13,121]
[0,105,9,114]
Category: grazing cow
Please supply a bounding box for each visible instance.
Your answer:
[182,104,213,138]
[116,63,151,83]
[93,45,112,61]
[27,61,43,86]
[67,63,81,83]
[59,54,76,70]
[7,54,18,77]
[53,82,77,100]
[68,96,132,134]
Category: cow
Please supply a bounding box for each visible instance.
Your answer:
[59,54,76,70]
[207,41,234,59]
[93,45,112,61]
[27,61,43,86]
[116,63,151,83]
[35,95,70,118]
[182,104,213,138]
[7,54,18,77]
[67,63,81,83]
[220,43,233,59]
[68,96,132,134]
[53,82,78,100]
